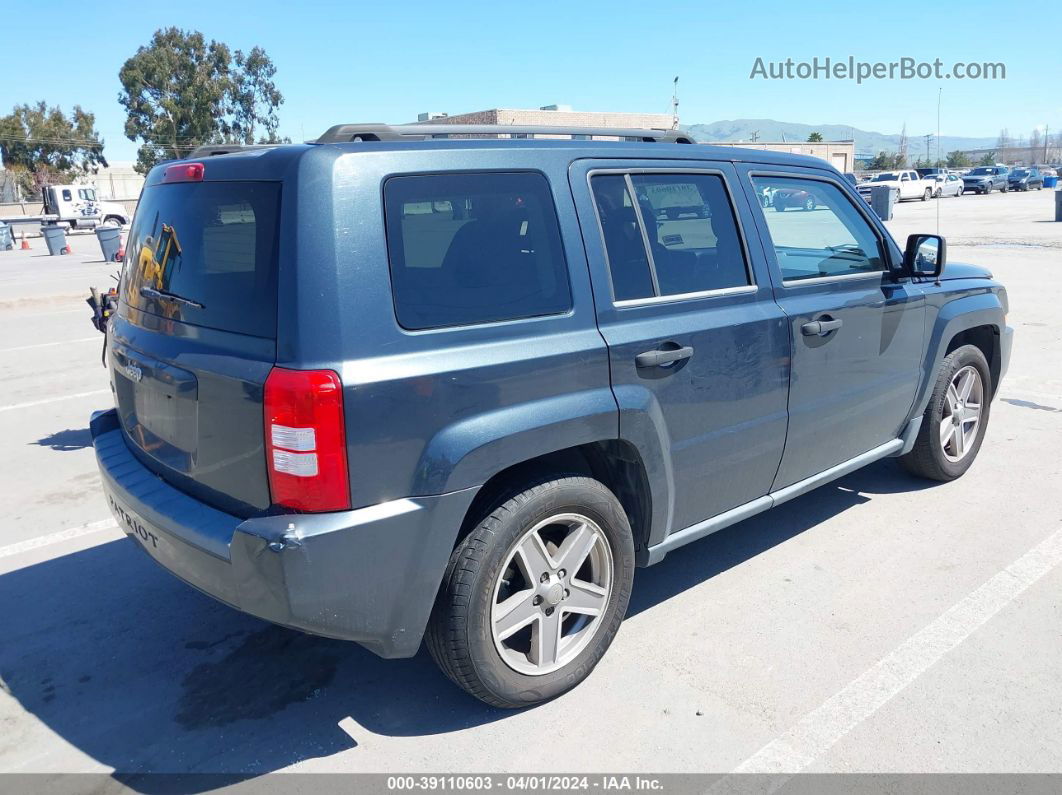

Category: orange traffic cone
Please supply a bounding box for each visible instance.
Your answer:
[115,235,125,262]
[20,233,30,250]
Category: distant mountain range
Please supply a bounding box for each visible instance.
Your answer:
[684,119,997,155]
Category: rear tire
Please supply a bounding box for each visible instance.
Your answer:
[426,476,635,708]
[900,345,992,482]
[922,188,932,201]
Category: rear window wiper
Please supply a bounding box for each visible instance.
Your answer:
[139,285,205,309]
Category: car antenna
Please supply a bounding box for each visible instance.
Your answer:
[936,87,942,236]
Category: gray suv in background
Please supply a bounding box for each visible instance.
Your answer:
[962,165,1010,194]
[93,124,1012,707]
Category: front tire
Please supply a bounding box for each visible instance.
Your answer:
[900,345,992,482]
[426,476,635,708]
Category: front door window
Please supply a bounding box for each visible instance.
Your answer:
[750,176,884,282]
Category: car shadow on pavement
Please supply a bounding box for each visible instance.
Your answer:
[628,457,934,616]
[0,538,509,783]
[32,428,93,451]
[0,458,930,784]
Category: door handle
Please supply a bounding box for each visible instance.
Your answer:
[801,318,843,336]
[635,345,694,368]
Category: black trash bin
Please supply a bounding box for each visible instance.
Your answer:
[0,222,12,251]
[95,225,122,262]
[42,225,68,255]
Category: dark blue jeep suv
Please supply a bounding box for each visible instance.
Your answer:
[92,124,1013,707]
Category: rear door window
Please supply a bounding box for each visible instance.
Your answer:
[590,172,751,301]
[121,181,280,338]
[384,172,571,330]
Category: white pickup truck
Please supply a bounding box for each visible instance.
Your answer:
[856,169,933,203]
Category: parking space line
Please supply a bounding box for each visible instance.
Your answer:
[0,518,119,560]
[718,525,1062,780]
[0,389,110,414]
[0,337,98,354]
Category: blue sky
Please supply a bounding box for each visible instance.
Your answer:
[4,0,1058,163]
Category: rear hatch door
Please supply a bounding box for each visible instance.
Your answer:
[110,175,280,516]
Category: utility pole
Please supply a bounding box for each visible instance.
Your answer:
[1045,125,1050,164]
[750,130,760,142]
[924,133,934,165]
[670,76,679,130]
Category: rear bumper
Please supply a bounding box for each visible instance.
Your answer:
[92,409,477,658]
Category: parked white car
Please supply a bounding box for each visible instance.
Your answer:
[857,170,933,202]
[924,173,965,198]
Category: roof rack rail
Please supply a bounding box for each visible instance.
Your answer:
[315,123,695,145]
[185,143,278,159]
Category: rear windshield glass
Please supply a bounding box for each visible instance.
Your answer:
[383,172,571,330]
[121,181,279,338]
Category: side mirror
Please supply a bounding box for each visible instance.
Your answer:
[903,233,946,278]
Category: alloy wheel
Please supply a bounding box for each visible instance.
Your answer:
[490,512,613,676]
[940,365,984,463]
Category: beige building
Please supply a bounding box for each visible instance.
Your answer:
[706,140,856,173]
[76,161,145,201]
[419,107,855,172]
[419,105,677,138]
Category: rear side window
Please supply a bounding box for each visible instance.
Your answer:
[384,172,571,330]
[590,172,750,301]
[121,182,280,338]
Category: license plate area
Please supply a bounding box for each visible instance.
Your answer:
[111,344,199,473]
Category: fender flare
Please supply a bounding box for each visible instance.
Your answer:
[411,387,620,496]
[910,290,1005,420]
[611,384,674,551]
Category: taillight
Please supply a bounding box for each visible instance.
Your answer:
[264,367,350,512]
[162,162,205,183]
